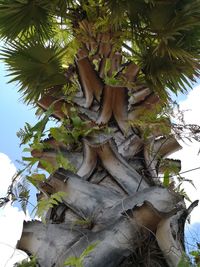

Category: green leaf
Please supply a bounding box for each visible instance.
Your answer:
[178,188,192,203]
[26,173,46,187]
[190,250,200,257]
[15,255,37,267]
[73,218,92,227]
[36,191,66,223]
[50,126,74,144]
[163,170,170,187]
[104,58,111,75]
[71,116,84,128]
[17,122,33,145]
[64,242,99,267]
[64,256,83,267]
[19,189,30,214]
[80,242,99,259]
[50,127,65,142]
[22,156,39,164]
[177,254,191,267]
[39,159,54,173]
[56,153,76,172]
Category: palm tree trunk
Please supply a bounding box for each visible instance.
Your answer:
[17,18,198,267]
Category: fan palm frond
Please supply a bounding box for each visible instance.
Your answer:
[103,0,200,96]
[111,0,200,97]
[0,0,53,40]
[1,40,67,103]
[162,0,200,40]
[140,46,199,98]
[0,0,199,101]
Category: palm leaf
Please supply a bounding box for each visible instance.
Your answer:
[0,0,200,101]
[1,40,67,103]
[142,51,199,97]
[0,0,53,40]
[125,0,200,97]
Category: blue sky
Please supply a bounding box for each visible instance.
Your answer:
[0,62,39,265]
[0,63,37,166]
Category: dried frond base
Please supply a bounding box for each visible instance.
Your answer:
[119,231,168,267]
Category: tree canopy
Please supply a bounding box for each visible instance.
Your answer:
[0,0,200,104]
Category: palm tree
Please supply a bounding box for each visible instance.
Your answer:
[0,1,200,266]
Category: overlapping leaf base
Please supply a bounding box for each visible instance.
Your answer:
[17,19,194,267]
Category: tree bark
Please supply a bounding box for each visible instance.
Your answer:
[17,18,198,267]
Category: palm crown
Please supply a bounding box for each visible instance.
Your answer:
[0,0,199,104]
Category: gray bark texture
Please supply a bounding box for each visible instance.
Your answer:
[17,19,198,267]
